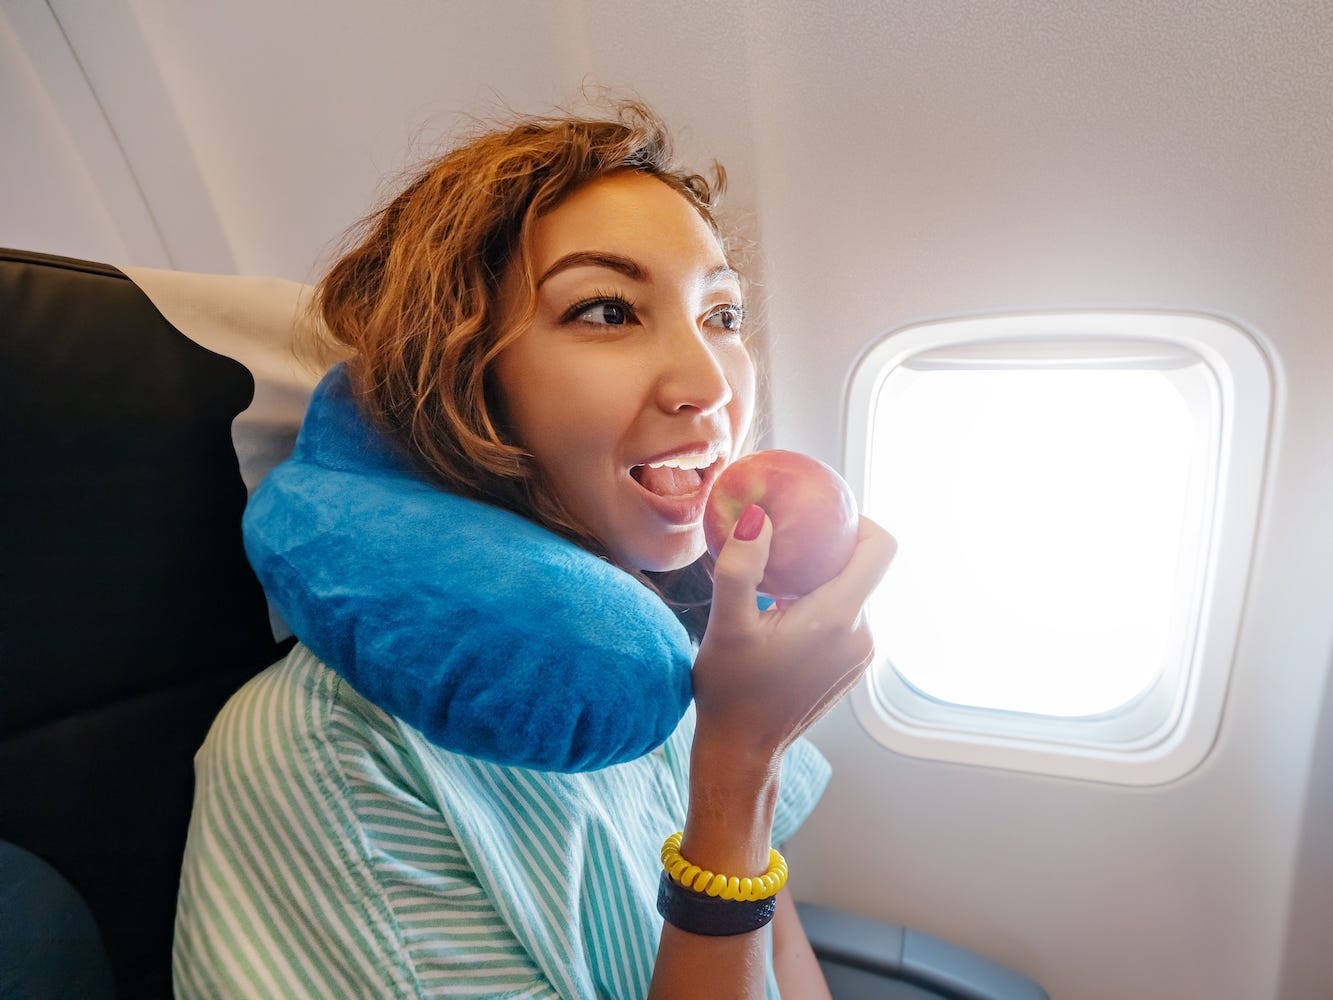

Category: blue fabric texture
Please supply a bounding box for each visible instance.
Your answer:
[242,364,695,772]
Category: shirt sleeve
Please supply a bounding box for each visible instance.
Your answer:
[772,735,832,846]
[173,646,565,1000]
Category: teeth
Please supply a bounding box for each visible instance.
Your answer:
[646,452,719,471]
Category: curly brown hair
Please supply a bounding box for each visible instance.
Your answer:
[315,100,735,635]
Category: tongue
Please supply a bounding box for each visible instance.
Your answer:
[638,465,700,498]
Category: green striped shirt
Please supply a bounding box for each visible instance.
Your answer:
[173,644,830,998]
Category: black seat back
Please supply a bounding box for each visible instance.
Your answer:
[0,249,293,998]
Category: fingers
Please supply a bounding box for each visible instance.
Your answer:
[708,504,772,626]
[694,511,888,756]
[800,515,897,614]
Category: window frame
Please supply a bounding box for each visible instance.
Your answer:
[844,311,1273,785]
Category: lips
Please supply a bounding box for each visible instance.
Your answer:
[629,445,727,524]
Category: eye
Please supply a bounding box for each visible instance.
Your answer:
[567,295,638,327]
[705,304,746,333]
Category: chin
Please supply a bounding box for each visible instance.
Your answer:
[620,532,707,575]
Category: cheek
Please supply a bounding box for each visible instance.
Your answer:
[493,350,571,454]
[726,347,758,438]
[500,361,622,484]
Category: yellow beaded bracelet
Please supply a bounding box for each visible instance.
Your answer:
[659,832,789,902]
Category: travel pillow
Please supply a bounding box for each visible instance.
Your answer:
[243,364,696,772]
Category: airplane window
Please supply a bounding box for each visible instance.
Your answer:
[865,365,1206,718]
[844,313,1271,785]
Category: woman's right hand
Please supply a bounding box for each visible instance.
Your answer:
[648,509,896,1000]
[650,511,893,1000]
[692,508,898,765]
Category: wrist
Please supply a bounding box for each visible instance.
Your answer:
[655,833,788,937]
[690,720,783,789]
[684,734,781,875]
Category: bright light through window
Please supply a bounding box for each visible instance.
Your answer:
[845,312,1270,784]
[864,367,1206,717]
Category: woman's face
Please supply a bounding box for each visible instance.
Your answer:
[494,170,755,572]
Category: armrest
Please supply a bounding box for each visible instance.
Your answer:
[796,900,1049,1000]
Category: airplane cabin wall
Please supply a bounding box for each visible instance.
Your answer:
[3,2,1331,998]
[741,9,1333,1000]
[1,6,136,265]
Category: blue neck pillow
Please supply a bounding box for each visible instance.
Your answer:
[242,364,695,772]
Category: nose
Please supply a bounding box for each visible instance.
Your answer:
[656,322,735,416]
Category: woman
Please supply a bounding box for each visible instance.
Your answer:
[174,100,895,998]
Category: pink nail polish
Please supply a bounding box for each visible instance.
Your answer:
[733,503,765,541]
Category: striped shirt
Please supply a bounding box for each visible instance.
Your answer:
[173,644,830,998]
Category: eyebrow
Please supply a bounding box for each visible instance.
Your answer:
[536,252,740,289]
[537,252,643,287]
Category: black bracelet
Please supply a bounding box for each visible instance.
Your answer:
[656,871,778,936]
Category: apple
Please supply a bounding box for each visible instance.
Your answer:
[703,449,859,599]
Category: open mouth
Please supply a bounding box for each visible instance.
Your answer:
[630,451,724,499]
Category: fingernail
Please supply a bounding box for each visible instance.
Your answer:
[733,503,765,541]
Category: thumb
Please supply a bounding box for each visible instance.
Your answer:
[709,503,772,625]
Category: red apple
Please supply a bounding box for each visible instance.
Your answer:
[703,449,859,599]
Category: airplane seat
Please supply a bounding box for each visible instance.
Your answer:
[0,247,1046,1000]
[0,248,300,998]
[796,901,1049,1000]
